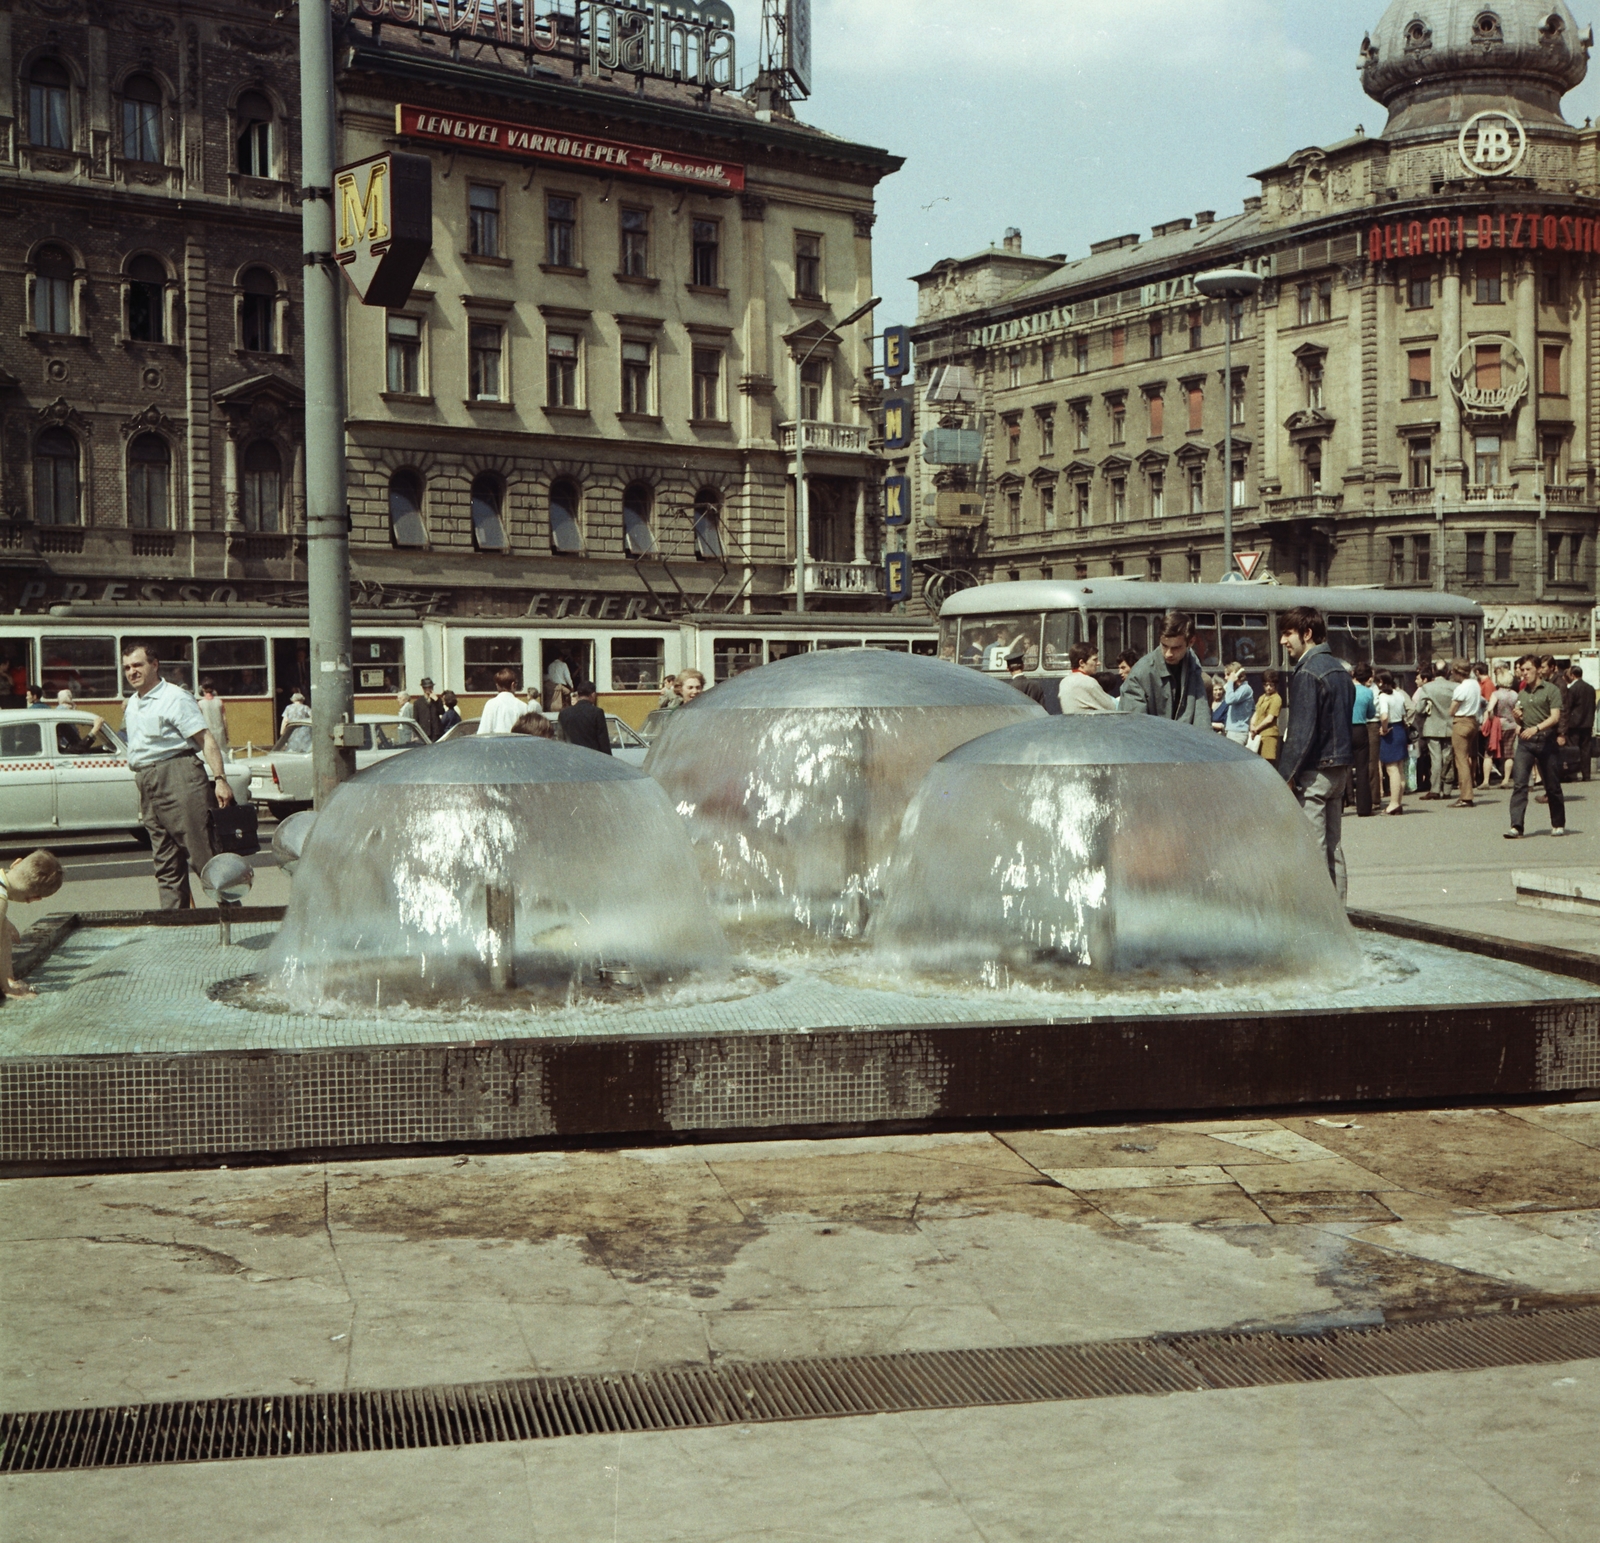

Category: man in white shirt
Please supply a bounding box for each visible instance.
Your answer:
[121,640,233,909]
[1447,659,1484,809]
[1058,642,1118,713]
[477,668,527,735]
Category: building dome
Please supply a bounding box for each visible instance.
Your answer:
[1361,1,1592,133]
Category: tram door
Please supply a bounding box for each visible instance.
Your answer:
[540,637,593,705]
[273,637,311,731]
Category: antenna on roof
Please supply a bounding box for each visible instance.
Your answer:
[753,0,811,113]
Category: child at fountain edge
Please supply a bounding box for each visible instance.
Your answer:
[1,850,64,1000]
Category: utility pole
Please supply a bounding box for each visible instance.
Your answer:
[1196,269,1262,581]
[300,0,356,807]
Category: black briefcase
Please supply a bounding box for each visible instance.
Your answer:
[208,802,261,856]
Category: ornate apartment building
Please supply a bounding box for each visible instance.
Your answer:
[907,0,1600,647]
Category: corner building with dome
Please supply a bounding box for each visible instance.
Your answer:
[907,1,1600,652]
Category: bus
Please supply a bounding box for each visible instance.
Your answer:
[939,579,1486,681]
[0,607,938,749]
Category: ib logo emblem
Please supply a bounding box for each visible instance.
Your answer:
[1458,110,1527,178]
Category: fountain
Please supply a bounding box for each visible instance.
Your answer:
[872,715,1360,978]
[643,649,1045,934]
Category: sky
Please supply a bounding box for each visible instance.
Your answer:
[723,0,1600,334]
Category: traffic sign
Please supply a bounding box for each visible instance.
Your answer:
[1234,550,1263,580]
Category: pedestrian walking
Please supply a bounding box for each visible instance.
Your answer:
[1484,669,1518,786]
[439,690,462,735]
[120,640,234,909]
[1118,611,1211,727]
[1278,606,1356,901]
[477,669,527,736]
[1447,659,1483,809]
[557,682,612,755]
[1057,643,1118,713]
[197,679,230,756]
[1414,664,1457,799]
[1565,665,1595,782]
[1506,654,1567,839]
[1221,663,1254,745]
[1377,671,1410,814]
[1248,670,1283,761]
[413,678,445,742]
[1349,662,1377,817]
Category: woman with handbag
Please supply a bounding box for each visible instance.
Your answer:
[1247,670,1282,761]
[1377,671,1410,814]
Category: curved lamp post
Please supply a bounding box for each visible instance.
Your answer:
[1195,268,1263,581]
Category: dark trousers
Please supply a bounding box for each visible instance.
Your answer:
[1575,730,1593,782]
[1350,723,1373,816]
[1509,738,1565,833]
[134,755,217,909]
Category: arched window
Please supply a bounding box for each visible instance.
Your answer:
[235,91,274,178]
[693,486,725,560]
[470,473,509,551]
[29,59,70,150]
[388,470,427,548]
[549,478,583,554]
[121,74,162,163]
[622,482,656,557]
[241,441,281,532]
[239,266,277,352]
[126,254,166,343]
[128,434,171,530]
[34,428,79,526]
[32,244,73,335]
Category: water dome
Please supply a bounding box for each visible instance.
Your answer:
[263,736,729,1003]
[644,649,1046,934]
[871,714,1361,977]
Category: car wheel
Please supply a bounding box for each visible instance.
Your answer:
[268,801,306,820]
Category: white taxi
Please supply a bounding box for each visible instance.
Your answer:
[248,714,431,814]
[0,709,248,839]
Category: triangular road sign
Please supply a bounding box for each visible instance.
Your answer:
[1234,551,1263,580]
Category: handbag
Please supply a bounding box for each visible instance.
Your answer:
[1245,732,1263,754]
[208,801,261,856]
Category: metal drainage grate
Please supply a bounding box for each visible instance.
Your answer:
[4,1304,1597,1474]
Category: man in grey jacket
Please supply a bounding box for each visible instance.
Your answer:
[1414,663,1458,799]
[1279,606,1356,903]
[1117,611,1211,727]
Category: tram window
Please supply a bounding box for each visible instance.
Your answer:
[958,614,1041,669]
[938,619,958,662]
[1188,613,1220,669]
[43,636,119,700]
[1423,617,1456,669]
[713,637,764,682]
[610,638,665,691]
[814,639,864,650]
[118,635,193,693]
[1127,614,1149,658]
[1371,616,1415,668]
[1325,615,1370,667]
[865,639,909,651]
[1221,614,1271,669]
[768,640,811,663]
[911,639,938,657]
[464,636,522,693]
[1098,615,1123,662]
[1041,611,1080,670]
[196,637,268,697]
[1461,620,1482,659]
[1,637,33,706]
[353,636,406,691]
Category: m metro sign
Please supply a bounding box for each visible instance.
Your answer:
[333,152,432,307]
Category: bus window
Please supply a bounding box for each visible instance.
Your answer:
[814,639,864,650]
[1127,614,1150,659]
[865,639,909,651]
[1099,614,1123,662]
[1325,615,1369,668]
[1220,614,1270,669]
[1,636,32,706]
[465,636,523,692]
[1189,613,1220,670]
[610,637,665,691]
[118,635,192,692]
[1423,618,1455,669]
[768,640,811,664]
[1461,620,1482,660]
[938,619,958,662]
[197,637,268,697]
[1371,617,1415,669]
[352,637,406,692]
[713,637,763,682]
[1042,611,1079,670]
[958,615,1039,668]
[45,636,119,699]
[911,639,939,657]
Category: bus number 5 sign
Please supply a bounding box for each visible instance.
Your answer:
[334,152,433,307]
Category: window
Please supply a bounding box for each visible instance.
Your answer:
[1465,531,1486,585]
[1111,327,1126,366]
[1495,531,1514,581]
[44,637,118,699]
[1231,459,1247,506]
[468,184,501,258]
[239,266,277,352]
[1407,270,1431,309]
[1304,446,1322,495]
[1110,558,1125,577]
[619,207,650,276]
[693,488,725,559]
[1474,262,1502,304]
[1039,411,1054,456]
[1317,278,1333,322]
[470,473,509,551]
[1072,405,1088,449]
[235,90,273,178]
[388,469,427,547]
[1298,284,1313,326]
[351,637,405,692]
[1149,319,1162,359]
[611,638,664,691]
[1407,349,1432,397]
[0,721,43,757]
[1230,375,1246,425]
[1074,336,1089,374]
[546,195,576,267]
[1228,302,1244,341]
[128,433,170,529]
[470,323,504,401]
[386,314,422,394]
[691,219,720,287]
[621,340,652,414]
[241,441,281,532]
[1475,344,1502,392]
[1040,484,1055,529]
[1111,476,1126,522]
[34,427,79,525]
[1187,385,1204,432]
[29,58,70,150]
[1007,352,1021,389]
[197,637,268,698]
[1389,536,1407,584]
[1147,393,1164,436]
[1305,360,1324,410]
[1542,265,1563,305]
[1149,471,1164,520]
[1005,418,1021,462]
[1041,342,1054,381]
[125,255,166,343]
[32,244,73,334]
[1109,400,1125,443]
[713,639,764,682]
[1071,480,1090,526]
[1409,438,1433,488]
[1006,489,1021,534]
[1187,311,1202,350]
[464,636,521,693]
[1414,533,1432,584]
[1188,464,1205,513]
[1473,432,1501,485]
[1188,551,1202,583]
[800,358,826,420]
[794,233,822,299]
[537,333,580,412]
[1548,533,1566,583]
[121,74,162,163]
[549,478,583,554]
[692,347,723,421]
[1148,553,1163,582]
[1542,345,1563,395]
[1544,433,1564,484]
[622,482,655,556]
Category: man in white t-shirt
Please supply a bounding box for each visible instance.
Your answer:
[1447,659,1485,809]
[477,668,527,735]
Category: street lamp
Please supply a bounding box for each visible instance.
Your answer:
[794,294,881,613]
[1195,268,1263,582]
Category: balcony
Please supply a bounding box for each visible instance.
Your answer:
[789,561,879,596]
[1387,488,1436,509]
[779,420,874,454]
[1461,483,1520,503]
[1262,493,1344,519]
[1545,485,1591,507]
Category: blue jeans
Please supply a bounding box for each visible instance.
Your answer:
[1509,738,1565,832]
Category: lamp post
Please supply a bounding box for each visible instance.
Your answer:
[794,294,880,613]
[1195,268,1262,582]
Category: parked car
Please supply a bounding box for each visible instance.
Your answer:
[437,713,649,767]
[0,708,248,839]
[248,715,431,815]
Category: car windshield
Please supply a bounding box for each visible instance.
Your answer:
[272,725,315,754]
[639,710,669,742]
[373,722,428,750]
[607,717,645,749]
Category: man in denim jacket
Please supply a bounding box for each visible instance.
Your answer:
[1278,605,1356,902]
